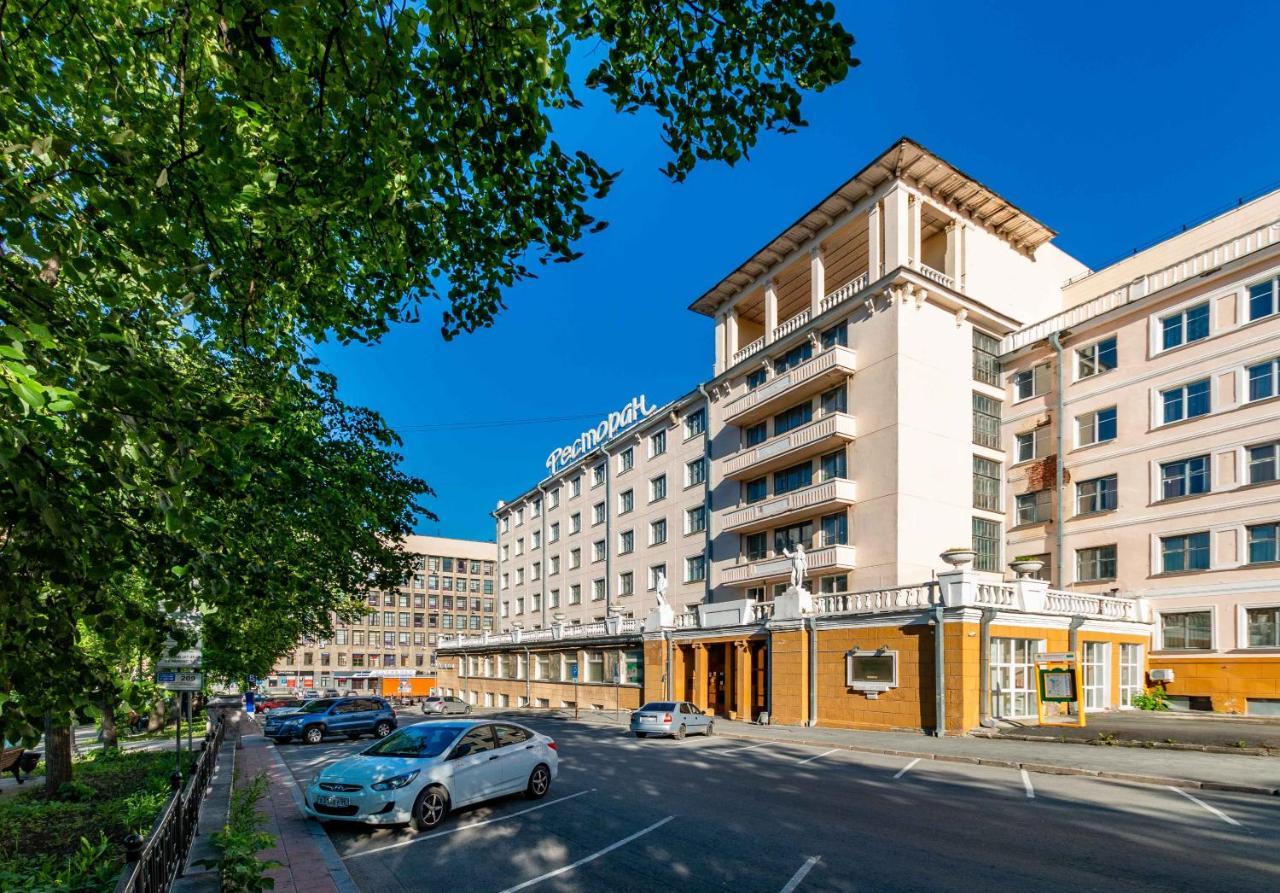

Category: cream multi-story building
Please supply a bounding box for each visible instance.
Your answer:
[441,137,1278,724]
[270,535,497,696]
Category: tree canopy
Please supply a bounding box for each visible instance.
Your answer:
[0,0,856,745]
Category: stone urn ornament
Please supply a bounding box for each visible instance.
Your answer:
[1009,557,1045,579]
[940,547,976,569]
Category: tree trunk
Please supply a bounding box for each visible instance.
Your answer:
[100,688,119,751]
[43,714,74,797]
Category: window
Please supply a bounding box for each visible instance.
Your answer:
[569,583,581,605]
[1013,363,1050,401]
[569,476,581,498]
[972,517,1000,572]
[1249,441,1279,484]
[972,393,1001,448]
[650,518,668,545]
[821,322,848,349]
[774,341,812,374]
[766,456,815,497]
[745,422,768,447]
[685,554,707,582]
[744,532,767,561]
[1161,379,1210,424]
[531,497,542,518]
[972,330,1001,386]
[648,564,667,590]
[1161,611,1211,650]
[745,477,768,504]
[591,579,605,601]
[685,457,707,487]
[531,530,541,549]
[1015,491,1051,525]
[592,502,605,525]
[569,512,581,534]
[819,574,848,594]
[586,651,605,683]
[530,561,541,581]
[819,449,846,482]
[548,488,559,509]
[549,521,560,543]
[548,589,559,608]
[685,408,706,438]
[820,384,846,416]
[619,529,634,554]
[592,539,605,562]
[685,505,707,535]
[820,511,847,547]
[1076,474,1118,514]
[500,515,510,534]
[513,509,523,528]
[618,489,634,514]
[1161,532,1210,573]
[569,547,581,570]
[1076,545,1117,582]
[1248,523,1278,564]
[1247,607,1280,648]
[747,367,767,390]
[1249,277,1278,322]
[549,554,560,575]
[1160,302,1210,350]
[591,462,606,487]
[774,402,813,436]
[514,568,524,586]
[1248,358,1280,402]
[1160,455,1209,500]
[1015,427,1051,463]
[650,475,667,502]
[514,538,524,557]
[619,571,634,596]
[650,429,667,457]
[1076,337,1118,379]
[618,447,634,473]
[973,456,1000,511]
[1076,407,1117,446]
[990,637,1037,718]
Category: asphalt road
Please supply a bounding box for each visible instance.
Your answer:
[275,715,1280,893]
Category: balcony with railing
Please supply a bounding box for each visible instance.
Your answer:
[724,345,856,426]
[722,477,856,534]
[721,543,856,587]
[723,413,856,480]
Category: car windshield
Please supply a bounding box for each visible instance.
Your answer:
[640,702,676,712]
[363,724,463,758]
[299,699,336,713]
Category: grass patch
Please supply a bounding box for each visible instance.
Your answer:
[0,747,197,892]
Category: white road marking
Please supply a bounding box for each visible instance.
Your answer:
[779,856,821,893]
[343,789,595,858]
[1168,786,1241,826]
[796,749,839,766]
[1020,769,1035,799]
[496,815,676,893]
[718,742,770,755]
[893,758,921,779]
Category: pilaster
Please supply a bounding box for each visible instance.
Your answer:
[763,280,778,344]
[809,247,826,317]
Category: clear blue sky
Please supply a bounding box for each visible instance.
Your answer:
[315,1,1280,542]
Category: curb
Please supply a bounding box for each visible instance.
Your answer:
[974,731,1278,758]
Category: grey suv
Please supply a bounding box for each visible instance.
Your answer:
[422,695,471,715]
[264,697,397,745]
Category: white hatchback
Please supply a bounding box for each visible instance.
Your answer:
[303,719,558,831]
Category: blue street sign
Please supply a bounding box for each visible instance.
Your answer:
[570,665,579,681]
[156,671,177,683]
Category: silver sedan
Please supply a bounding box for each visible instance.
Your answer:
[422,695,472,715]
[630,701,713,739]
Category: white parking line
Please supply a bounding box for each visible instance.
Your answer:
[344,789,595,858]
[779,856,821,893]
[796,749,839,766]
[1021,769,1035,799]
[717,742,770,756]
[496,815,676,893]
[1168,786,1241,826]
[893,758,921,779]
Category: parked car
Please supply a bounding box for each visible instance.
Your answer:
[264,697,397,745]
[301,690,322,700]
[422,695,471,716]
[264,702,306,716]
[323,689,341,698]
[630,701,713,739]
[259,696,303,712]
[304,720,557,830]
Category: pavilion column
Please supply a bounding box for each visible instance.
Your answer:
[809,247,826,318]
[714,311,727,374]
[882,185,910,272]
[725,310,740,363]
[733,641,752,720]
[867,202,881,281]
[763,280,778,344]
[908,193,922,269]
[691,644,708,711]
[945,222,959,282]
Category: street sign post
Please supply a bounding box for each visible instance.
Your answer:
[157,670,204,692]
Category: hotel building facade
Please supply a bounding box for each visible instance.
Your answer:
[269,535,497,697]
[438,138,1279,726]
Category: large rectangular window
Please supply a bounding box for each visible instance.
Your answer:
[1249,441,1279,484]
[972,330,1001,386]
[1160,455,1210,499]
[1076,407,1117,446]
[685,554,707,582]
[745,422,768,447]
[1248,523,1279,564]
[1076,545,1117,582]
[973,456,1001,511]
[1160,302,1210,350]
[774,342,813,374]
[1247,607,1280,648]
[821,322,848,349]
[1015,490,1051,526]
[972,517,1001,572]
[1160,532,1210,573]
[1015,427,1051,463]
[1247,358,1280,402]
[1161,379,1211,424]
[819,449,846,482]
[684,408,706,438]
[1077,337,1117,379]
[1013,363,1051,401]
[649,475,667,502]
[820,384,847,416]
[773,522,813,555]
[685,457,707,487]
[744,532,768,561]
[1249,277,1278,322]
[685,505,707,535]
[1076,474,1118,515]
[774,402,813,436]
[1161,611,1211,650]
[773,461,813,496]
[820,511,848,547]
[972,393,1001,449]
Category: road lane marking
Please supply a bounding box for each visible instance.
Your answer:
[1168,786,1240,826]
[893,758,921,779]
[779,856,821,893]
[496,815,676,893]
[718,742,770,755]
[796,749,839,766]
[1021,769,1035,799]
[343,789,595,858]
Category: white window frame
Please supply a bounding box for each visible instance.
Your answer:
[1074,335,1118,382]
[1012,363,1050,403]
[1156,607,1215,651]
[1155,376,1212,427]
[1082,641,1110,712]
[1150,296,1213,355]
[1014,427,1050,464]
[1075,406,1117,448]
[1119,643,1142,708]
[1245,275,1279,324]
[1243,356,1280,404]
[1237,602,1280,649]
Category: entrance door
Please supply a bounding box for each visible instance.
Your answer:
[707,646,727,716]
[1084,642,1110,711]
[990,638,1037,718]
[1119,643,1142,708]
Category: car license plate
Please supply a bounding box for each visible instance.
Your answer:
[317,795,350,807]
[641,716,657,722]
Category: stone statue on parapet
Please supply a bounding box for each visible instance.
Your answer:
[654,570,669,608]
[782,543,808,591]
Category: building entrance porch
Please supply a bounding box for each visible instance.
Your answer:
[674,638,767,721]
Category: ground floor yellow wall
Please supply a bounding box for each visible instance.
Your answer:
[1149,655,1280,715]
[434,663,642,712]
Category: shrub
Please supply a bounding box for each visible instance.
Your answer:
[0,834,118,893]
[199,772,279,893]
[1131,688,1169,711]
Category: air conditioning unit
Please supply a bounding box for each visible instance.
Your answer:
[1149,668,1174,683]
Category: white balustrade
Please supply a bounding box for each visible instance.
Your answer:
[732,337,765,366]
[722,478,856,532]
[819,272,870,314]
[772,309,810,341]
[918,263,955,289]
[811,585,940,616]
[975,582,1017,608]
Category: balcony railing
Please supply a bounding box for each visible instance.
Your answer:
[813,583,940,616]
[1043,589,1143,622]
[732,337,765,366]
[1003,218,1280,354]
[722,478,856,534]
[724,345,856,424]
[772,309,810,341]
[819,272,869,314]
[918,263,954,289]
[721,543,856,586]
[723,413,856,479]
[438,616,643,650]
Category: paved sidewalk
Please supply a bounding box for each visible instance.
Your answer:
[986,710,1280,753]
[487,708,1280,795]
[233,713,357,893]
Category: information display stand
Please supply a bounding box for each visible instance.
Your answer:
[1034,651,1086,728]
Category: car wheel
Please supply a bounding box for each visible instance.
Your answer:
[303,725,324,745]
[633,731,647,739]
[464,705,472,715]
[374,720,393,738]
[674,724,686,740]
[412,785,450,832]
[525,764,551,800]
[705,722,714,736]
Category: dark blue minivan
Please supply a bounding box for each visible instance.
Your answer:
[264,696,397,745]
